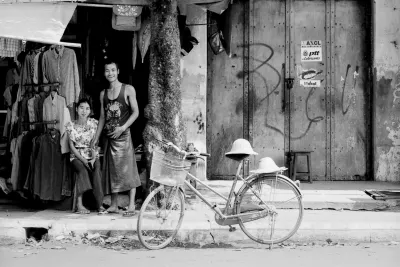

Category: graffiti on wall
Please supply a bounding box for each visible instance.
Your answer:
[237,43,324,140]
[340,64,359,115]
[237,43,283,134]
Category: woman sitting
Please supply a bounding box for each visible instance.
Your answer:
[66,98,103,214]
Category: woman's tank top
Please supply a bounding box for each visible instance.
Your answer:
[103,84,131,134]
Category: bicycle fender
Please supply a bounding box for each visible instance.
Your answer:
[241,173,303,197]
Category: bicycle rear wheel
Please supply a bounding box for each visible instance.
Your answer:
[137,185,185,250]
[236,174,303,244]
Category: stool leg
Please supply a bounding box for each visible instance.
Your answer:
[307,154,313,183]
[293,154,298,182]
[289,153,294,179]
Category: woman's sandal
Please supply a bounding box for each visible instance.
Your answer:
[122,211,136,217]
[75,209,91,215]
[98,207,120,215]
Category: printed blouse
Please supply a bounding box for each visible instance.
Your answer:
[65,118,98,161]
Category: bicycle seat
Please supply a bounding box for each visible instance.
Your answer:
[225,153,250,161]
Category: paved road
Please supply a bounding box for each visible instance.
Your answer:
[1,242,399,267]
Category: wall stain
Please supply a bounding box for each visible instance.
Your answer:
[392,70,400,105]
[390,40,398,49]
[193,112,205,134]
[356,129,366,150]
[377,76,392,97]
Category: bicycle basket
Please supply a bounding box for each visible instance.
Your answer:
[150,149,191,186]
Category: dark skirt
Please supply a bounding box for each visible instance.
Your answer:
[102,129,141,195]
[71,159,103,209]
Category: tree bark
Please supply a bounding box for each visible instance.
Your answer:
[143,0,185,190]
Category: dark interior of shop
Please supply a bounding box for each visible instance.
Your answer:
[0,6,150,210]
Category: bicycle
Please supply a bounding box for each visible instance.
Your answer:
[137,140,304,250]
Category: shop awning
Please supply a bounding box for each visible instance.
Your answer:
[0,3,77,45]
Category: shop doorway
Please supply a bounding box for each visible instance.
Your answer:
[286,0,372,181]
[82,6,149,148]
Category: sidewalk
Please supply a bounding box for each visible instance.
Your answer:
[1,181,400,246]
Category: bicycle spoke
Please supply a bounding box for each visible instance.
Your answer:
[137,186,185,250]
[237,175,303,245]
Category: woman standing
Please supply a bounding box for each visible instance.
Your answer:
[66,98,103,214]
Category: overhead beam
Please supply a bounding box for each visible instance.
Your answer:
[0,0,223,5]
[0,0,151,5]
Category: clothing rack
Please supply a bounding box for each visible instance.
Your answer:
[22,82,60,88]
[22,120,58,125]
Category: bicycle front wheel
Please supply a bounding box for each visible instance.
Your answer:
[236,174,303,244]
[137,185,185,250]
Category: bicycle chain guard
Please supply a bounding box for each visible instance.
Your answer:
[214,204,270,226]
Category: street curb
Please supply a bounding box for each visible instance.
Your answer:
[1,210,400,246]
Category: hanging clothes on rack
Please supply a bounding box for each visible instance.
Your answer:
[0,38,23,60]
[31,129,70,201]
[16,120,72,201]
[27,94,40,130]
[2,86,13,138]
[19,50,39,99]
[34,91,48,133]
[5,65,20,89]
[3,62,20,138]
[10,131,27,191]
[42,92,71,154]
[42,46,80,108]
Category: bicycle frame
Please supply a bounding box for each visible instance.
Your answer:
[181,160,270,225]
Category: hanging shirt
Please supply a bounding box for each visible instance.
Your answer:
[27,95,39,130]
[10,132,27,191]
[37,52,47,85]
[3,86,12,108]
[20,96,31,132]
[0,38,23,59]
[11,100,18,126]
[33,52,41,84]
[2,109,11,138]
[21,51,37,85]
[32,130,64,201]
[17,51,37,102]
[42,47,81,107]
[43,94,71,154]
[5,68,20,88]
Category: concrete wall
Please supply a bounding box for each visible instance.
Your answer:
[180,5,207,180]
[374,0,400,181]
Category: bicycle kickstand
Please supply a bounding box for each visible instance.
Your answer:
[228,225,236,232]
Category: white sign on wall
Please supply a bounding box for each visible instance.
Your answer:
[301,40,322,62]
[300,79,321,87]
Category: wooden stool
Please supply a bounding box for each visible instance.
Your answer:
[290,151,313,183]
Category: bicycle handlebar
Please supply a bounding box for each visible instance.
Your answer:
[158,139,210,158]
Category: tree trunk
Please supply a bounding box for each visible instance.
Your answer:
[143,0,185,190]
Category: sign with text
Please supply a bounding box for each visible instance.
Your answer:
[300,79,321,87]
[301,40,322,62]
